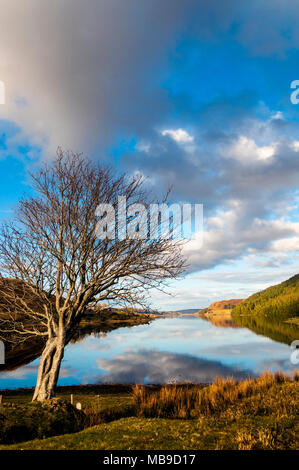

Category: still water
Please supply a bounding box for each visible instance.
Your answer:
[0,316,295,389]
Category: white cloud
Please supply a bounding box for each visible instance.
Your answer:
[136,141,151,153]
[271,111,284,120]
[291,141,299,152]
[161,128,194,143]
[149,265,299,310]
[226,135,276,162]
[271,236,299,253]
[182,202,299,271]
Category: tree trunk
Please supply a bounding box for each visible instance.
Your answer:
[32,334,65,401]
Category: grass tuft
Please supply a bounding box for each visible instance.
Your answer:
[132,371,297,419]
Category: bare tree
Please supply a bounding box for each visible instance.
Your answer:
[0,149,185,400]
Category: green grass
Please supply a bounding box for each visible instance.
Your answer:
[0,385,135,424]
[1,412,297,450]
[0,374,298,450]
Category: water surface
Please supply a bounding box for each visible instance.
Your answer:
[0,316,295,389]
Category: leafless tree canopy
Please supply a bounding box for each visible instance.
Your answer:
[0,149,185,400]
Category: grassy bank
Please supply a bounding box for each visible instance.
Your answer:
[0,372,298,450]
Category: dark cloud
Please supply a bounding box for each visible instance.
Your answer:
[235,0,299,57]
[1,0,299,153]
[0,0,238,154]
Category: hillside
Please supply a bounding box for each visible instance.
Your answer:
[232,274,299,344]
[197,299,244,328]
[209,299,244,309]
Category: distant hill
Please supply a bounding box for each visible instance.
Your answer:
[196,299,244,328]
[175,309,202,314]
[232,274,299,344]
[208,299,244,310]
[199,298,244,314]
[151,309,202,318]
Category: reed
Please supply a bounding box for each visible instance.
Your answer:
[132,370,298,419]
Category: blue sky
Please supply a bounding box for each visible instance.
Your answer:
[0,0,299,309]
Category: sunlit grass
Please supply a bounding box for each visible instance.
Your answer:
[0,371,298,450]
[132,370,298,419]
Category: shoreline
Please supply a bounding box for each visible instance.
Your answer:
[0,382,210,395]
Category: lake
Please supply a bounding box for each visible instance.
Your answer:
[0,316,296,389]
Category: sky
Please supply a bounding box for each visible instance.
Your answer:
[0,0,299,309]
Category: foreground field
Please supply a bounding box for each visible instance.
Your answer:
[0,373,298,450]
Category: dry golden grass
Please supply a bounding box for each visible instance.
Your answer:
[132,370,299,419]
[83,400,135,427]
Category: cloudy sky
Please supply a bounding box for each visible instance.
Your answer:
[0,0,299,309]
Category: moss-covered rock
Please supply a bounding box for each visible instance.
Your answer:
[0,398,85,444]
